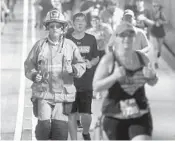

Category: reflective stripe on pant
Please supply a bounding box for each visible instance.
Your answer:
[37,99,68,121]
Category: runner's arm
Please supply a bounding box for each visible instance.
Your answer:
[143,17,155,26]
[141,53,158,86]
[90,36,99,66]
[139,31,150,54]
[24,41,40,81]
[72,43,86,78]
[159,12,167,25]
[93,53,120,92]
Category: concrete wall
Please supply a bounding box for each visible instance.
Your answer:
[150,0,175,69]
[158,0,175,28]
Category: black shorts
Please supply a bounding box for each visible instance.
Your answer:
[71,91,93,114]
[103,113,153,140]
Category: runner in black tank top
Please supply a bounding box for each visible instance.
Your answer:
[93,23,158,140]
[104,51,148,113]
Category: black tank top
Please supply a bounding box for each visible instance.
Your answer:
[102,51,149,115]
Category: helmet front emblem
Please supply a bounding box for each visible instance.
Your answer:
[50,11,60,20]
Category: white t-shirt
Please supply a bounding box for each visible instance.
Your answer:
[133,27,149,51]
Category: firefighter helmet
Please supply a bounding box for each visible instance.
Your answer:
[44,9,67,27]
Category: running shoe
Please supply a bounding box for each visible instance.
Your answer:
[82,133,91,140]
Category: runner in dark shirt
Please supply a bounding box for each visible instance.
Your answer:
[67,32,99,91]
[67,12,99,140]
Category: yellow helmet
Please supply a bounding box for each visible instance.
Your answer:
[44,9,67,27]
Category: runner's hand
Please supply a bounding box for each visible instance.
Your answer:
[113,62,126,79]
[65,60,73,74]
[143,63,156,79]
[85,59,92,69]
[35,73,42,82]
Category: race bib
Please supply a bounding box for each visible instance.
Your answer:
[120,98,140,118]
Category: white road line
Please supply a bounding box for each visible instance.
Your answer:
[31,0,37,140]
[13,0,28,140]
[0,13,2,141]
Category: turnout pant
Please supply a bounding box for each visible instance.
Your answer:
[35,99,69,140]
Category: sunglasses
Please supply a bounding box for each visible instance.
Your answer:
[49,24,63,29]
[118,30,135,38]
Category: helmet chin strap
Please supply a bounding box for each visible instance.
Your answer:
[56,29,65,51]
[48,33,65,53]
